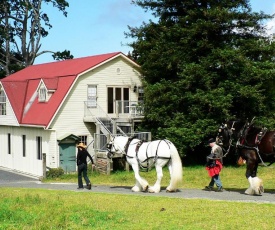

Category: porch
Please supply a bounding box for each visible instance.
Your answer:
[83,101,149,174]
[83,100,144,122]
[93,132,151,174]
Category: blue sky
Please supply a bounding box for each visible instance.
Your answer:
[35,0,275,64]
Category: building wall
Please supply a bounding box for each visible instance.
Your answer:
[0,56,143,175]
[49,56,141,159]
[0,96,19,126]
[0,126,52,177]
[88,57,142,117]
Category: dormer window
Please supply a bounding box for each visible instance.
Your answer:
[39,87,47,102]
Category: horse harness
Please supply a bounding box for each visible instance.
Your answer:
[219,119,275,167]
[219,121,236,158]
[237,125,274,167]
[124,137,172,171]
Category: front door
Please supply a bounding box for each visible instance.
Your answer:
[59,143,76,172]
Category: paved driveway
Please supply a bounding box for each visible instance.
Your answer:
[0,168,38,183]
[0,167,274,204]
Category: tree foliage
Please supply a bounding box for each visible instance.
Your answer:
[0,0,73,78]
[52,49,73,61]
[127,0,275,155]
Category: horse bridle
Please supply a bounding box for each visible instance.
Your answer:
[106,136,138,159]
[106,140,120,159]
[217,121,237,157]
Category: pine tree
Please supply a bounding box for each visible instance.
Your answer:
[127,0,275,154]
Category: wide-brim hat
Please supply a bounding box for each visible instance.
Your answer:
[208,138,216,144]
[76,142,87,148]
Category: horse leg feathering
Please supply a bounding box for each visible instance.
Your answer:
[245,176,264,195]
[148,164,163,193]
[131,162,149,192]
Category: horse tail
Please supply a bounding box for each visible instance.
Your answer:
[169,143,183,191]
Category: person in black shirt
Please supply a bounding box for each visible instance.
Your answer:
[76,142,94,190]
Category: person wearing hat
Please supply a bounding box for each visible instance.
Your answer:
[76,142,94,190]
[205,138,224,192]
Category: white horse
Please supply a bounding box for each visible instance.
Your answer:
[106,136,183,193]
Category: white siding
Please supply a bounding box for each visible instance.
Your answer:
[48,130,58,168]
[0,126,52,177]
[92,58,142,116]
[0,55,143,175]
[0,97,19,126]
[49,57,139,156]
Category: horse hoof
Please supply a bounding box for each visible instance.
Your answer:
[143,185,149,192]
[259,186,264,193]
[166,189,175,193]
[148,187,160,193]
[131,186,141,192]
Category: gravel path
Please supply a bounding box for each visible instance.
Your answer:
[1,168,274,204]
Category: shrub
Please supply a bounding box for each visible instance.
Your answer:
[46,167,64,178]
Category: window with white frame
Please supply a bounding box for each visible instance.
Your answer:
[138,86,144,103]
[0,90,6,115]
[87,85,97,108]
[38,87,47,102]
[78,136,87,146]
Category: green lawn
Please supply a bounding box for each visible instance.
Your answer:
[46,165,275,191]
[1,166,274,229]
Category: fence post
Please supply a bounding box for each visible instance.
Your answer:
[42,153,46,178]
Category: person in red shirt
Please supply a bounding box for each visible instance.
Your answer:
[205,138,224,192]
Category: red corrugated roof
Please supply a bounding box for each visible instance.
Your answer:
[21,76,76,126]
[1,81,28,121]
[0,52,123,127]
[3,52,121,81]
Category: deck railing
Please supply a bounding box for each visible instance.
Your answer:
[84,101,144,118]
[116,100,144,117]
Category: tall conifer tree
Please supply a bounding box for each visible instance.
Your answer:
[127,0,275,154]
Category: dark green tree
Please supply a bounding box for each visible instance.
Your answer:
[126,0,275,156]
[52,50,74,61]
[0,0,73,78]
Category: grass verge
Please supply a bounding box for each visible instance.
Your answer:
[0,188,274,230]
[1,166,274,229]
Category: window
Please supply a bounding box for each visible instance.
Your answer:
[87,85,97,108]
[36,136,42,160]
[78,136,87,146]
[138,87,144,103]
[107,87,129,114]
[38,87,47,102]
[22,135,26,157]
[8,133,11,154]
[0,90,6,115]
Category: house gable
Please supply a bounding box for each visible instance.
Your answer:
[0,82,23,126]
[0,52,141,128]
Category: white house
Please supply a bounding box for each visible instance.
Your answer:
[0,52,148,177]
